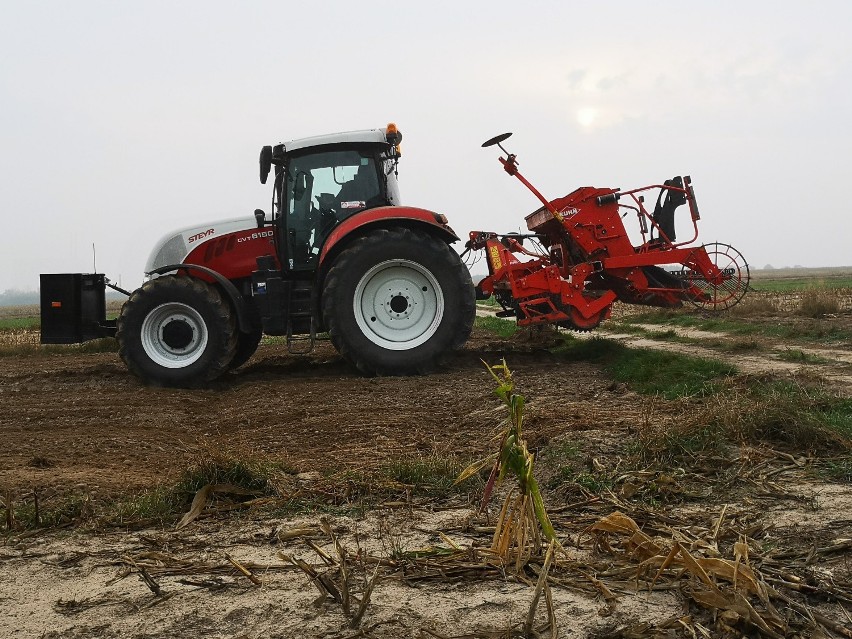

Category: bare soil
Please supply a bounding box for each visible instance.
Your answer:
[0,331,634,502]
[1,314,851,638]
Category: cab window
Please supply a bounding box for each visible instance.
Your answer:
[284,150,383,270]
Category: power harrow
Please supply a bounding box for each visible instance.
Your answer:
[468,132,749,330]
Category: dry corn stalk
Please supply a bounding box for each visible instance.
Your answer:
[457,360,557,564]
[589,511,790,637]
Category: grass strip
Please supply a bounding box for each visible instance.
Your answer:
[553,336,736,399]
[611,309,852,343]
[638,378,852,466]
[0,317,40,330]
[474,315,519,339]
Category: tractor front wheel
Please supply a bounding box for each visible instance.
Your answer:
[117,276,237,387]
[322,227,475,375]
[229,328,262,370]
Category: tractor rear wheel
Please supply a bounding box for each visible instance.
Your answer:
[117,275,237,387]
[322,227,475,375]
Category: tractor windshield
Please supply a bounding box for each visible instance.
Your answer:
[282,148,385,271]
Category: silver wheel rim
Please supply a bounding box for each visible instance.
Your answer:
[140,302,209,368]
[353,259,444,350]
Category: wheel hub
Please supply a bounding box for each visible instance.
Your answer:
[161,318,194,350]
[387,292,411,316]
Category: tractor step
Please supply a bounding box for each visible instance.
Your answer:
[285,280,316,354]
[286,322,316,354]
[252,266,319,349]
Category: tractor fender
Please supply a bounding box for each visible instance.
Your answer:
[318,206,459,268]
[146,263,253,334]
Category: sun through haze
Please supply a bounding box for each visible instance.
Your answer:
[2,1,850,294]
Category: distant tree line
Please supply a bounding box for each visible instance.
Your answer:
[0,289,39,307]
[0,288,126,307]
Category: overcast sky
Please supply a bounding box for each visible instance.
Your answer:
[2,1,850,293]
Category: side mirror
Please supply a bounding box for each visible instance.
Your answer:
[259,146,272,184]
[254,209,266,228]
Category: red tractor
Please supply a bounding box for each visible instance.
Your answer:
[40,124,476,386]
[468,132,749,329]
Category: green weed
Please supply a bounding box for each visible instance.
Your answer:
[572,473,614,493]
[0,317,40,330]
[542,440,584,489]
[819,458,852,482]
[637,424,724,466]
[542,448,617,495]
[798,289,841,318]
[553,334,625,361]
[647,329,680,341]
[540,439,581,462]
[554,336,735,398]
[474,315,519,339]
[383,455,480,497]
[776,349,830,364]
[739,380,850,447]
[612,311,852,344]
[108,449,287,526]
[110,486,184,524]
[737,381,852,445]
[638,378,852,465]
[476,296,501,308]
[728,296,779,316]
[261,332,329,346]
[3,492,91,531]
[267,498,367,518]
[717,338,764,352]
[749,277,852,292]
[609,347,733,398]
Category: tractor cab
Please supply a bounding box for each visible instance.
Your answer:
[259,126,403,273]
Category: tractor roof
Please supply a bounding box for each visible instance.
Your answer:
[277,128,390,154]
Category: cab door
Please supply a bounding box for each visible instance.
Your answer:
[280,149,382,272]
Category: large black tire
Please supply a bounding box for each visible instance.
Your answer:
[322,227,475,375]
[116,276,237,387]
[229,329,262,370]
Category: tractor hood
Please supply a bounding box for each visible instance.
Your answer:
[144,216,258,276]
